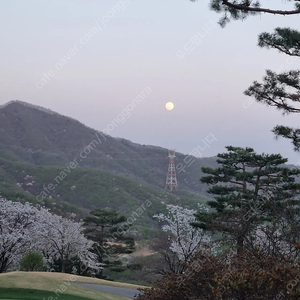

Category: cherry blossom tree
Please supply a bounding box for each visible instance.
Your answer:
[0,198,100,273]
[35,210,101,273]
[0,198,40,272]
[244,224,300,266]
[153,204,213,274]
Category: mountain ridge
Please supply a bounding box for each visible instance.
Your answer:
[0,100,56,115]
[0,100,216,193]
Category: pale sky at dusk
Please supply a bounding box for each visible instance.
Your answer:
[1,0,300,163]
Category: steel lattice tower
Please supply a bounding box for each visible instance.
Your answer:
[165,149,178,191]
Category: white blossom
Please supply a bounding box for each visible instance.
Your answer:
[0,198,100,273]
[0,198,40,272]
[247,225,298,263]
[34,210,101,272]
[153,204,212,264]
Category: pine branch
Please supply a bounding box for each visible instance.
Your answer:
[245,70,300,114]
[273,126,300,151]
[222,0,300,15]
[258,28,300,57]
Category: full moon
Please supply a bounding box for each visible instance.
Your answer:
[165,102,174,111]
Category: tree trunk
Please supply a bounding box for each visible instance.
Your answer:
[97,268,104,279]
[61,257,66,273]
[237,236,244,255]
[0,256,9,273]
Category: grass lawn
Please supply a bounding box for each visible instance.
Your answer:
[0,287,95,300]
[0,272,144,300]
[0,271,144,290]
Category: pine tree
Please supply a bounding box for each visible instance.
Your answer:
[83,209,135,278]
[196,146,300,254]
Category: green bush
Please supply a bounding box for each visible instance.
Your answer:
[20,252,46,271]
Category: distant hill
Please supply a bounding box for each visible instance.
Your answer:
[0,100,217,237]
[0,100,217,192]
